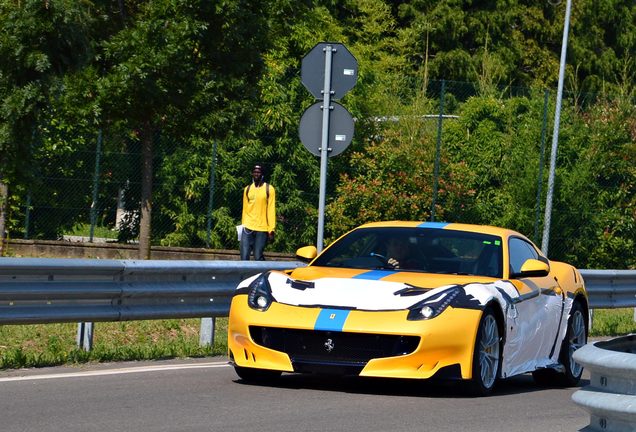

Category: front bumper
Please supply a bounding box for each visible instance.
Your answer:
[228,295,482,380]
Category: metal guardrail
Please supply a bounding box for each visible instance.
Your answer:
[572,335,636,432]
[0,258,306,349]
[579,270,636,309]
[0,262,631,322]
[0,258,305,324]
[0,259,633,349]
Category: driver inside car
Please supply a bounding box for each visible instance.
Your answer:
[385,237,420,270]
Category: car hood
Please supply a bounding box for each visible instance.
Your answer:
[239,267,521,312]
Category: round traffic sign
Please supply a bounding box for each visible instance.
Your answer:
[298,101,355,157]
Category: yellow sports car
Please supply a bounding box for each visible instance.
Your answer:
[228,221,588,395]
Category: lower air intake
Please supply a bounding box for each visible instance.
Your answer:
[249,326,419,373]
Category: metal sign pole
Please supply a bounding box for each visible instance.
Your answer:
[542,0,572,256]
[317,45,333,252]
[300,42,356,252]
[431,80,445,222]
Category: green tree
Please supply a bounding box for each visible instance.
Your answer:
[2,0,634,271]
[0,0,95,252]
[96,0,268,258]
[396,0,636,94]
[555,98,636,268]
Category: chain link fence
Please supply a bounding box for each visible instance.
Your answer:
[4,79,634,269]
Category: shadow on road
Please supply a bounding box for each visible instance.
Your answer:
[234,372,589,399]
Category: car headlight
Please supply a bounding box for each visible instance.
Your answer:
[247,272,274,311]
[407,287,461,321]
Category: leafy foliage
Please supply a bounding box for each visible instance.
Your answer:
[0,0,95,179]
[0,0,634,269]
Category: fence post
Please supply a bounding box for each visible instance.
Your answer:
[89,130,103,242]
[431,79,445,222]
[22,128,37,241]
[534,89,550,244]
[205,140,217,248]
[0,181,7,255]
[23,193,32,239]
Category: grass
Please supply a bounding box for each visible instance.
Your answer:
[590,308,636,337]
[0,318,228,369]
[1,309,634,370]
[66,223,118,239]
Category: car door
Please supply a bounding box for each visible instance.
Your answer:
[504,237,563,374]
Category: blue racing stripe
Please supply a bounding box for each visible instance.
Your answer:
[352,270,396,280]
[315,309,350,331]
[417,221,449,229]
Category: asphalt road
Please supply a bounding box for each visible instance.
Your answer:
[0,357,590,432]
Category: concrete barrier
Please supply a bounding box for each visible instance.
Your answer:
[5,238,296,261]
[572,335,636,431]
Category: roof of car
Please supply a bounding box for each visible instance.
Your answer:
[356,221,522,239]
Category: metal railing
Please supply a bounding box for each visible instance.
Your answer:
[0,259,634,349]
[0,258,306,324]
[0,258,305,349]
[579,270,636,309]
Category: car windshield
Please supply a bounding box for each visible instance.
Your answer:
[312,227,503,278]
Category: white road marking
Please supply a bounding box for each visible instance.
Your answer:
[0,361,231,382]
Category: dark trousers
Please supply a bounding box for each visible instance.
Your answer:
[240,228,268,260]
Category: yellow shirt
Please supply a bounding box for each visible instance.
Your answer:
[242,182,276,232]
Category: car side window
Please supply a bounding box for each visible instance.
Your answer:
[508,237,539,275]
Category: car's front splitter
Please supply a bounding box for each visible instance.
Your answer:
[228,295,482,380]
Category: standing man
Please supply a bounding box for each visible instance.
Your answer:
[240,164,276,260]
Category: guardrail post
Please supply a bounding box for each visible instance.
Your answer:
[199,318,215,347]
[76,322,94,351]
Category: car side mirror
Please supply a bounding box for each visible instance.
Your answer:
[296,245,317,262]
[515,258,550,278]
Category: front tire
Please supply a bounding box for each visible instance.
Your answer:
[468,306,501,396]
[560,300,587,384]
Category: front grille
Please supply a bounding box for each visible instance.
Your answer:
[249,326,419,368]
